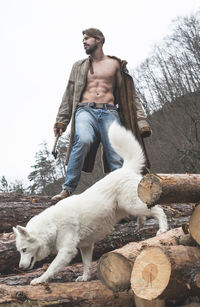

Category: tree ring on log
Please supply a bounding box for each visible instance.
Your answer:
[137,174,162,207]
[131,247,171,300]
[189,203,200,245]
[98,252,132,292]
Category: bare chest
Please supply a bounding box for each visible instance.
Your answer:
[88,60,117,82]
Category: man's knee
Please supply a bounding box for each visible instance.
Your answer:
[74,133,93,154]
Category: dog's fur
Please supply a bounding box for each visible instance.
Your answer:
[13,122,168,285]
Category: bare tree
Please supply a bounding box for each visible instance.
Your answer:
[133,11,200,113]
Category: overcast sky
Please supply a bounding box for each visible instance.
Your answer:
[0,0,200,186]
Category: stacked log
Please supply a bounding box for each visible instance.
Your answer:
[1,173,200,307]
[131,245,200,300]
[98,173,200,306]
[189,203,200,245]
[137,174,200,207]
[0,193,51,233]
[97,227,191,292]
[0,281,134,306]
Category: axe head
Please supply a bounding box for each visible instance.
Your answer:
[51,135,59,159]
[52,149,58,159]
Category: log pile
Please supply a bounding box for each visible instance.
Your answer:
[98,228,200,306]
[97,228,196,292]
[1,171,200,307]
[97,173,200,306]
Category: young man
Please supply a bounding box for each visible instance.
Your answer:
[52,28,151,201]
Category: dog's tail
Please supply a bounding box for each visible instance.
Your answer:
[108,122,145,174]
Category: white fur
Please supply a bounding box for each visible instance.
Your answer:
[13,122,168,285]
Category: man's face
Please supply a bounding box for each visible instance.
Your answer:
[83,34,98,54]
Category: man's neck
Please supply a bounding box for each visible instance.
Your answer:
[90,49,106,62]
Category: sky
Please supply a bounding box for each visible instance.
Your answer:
[0,0,200,187]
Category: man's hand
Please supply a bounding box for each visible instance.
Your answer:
[54,128,63,137]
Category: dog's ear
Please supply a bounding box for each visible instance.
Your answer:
[16,225,29,237]
[27,237,36,243]
[13,227,18,237]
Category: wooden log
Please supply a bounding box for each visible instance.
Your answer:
[0,218,163,274]
[0,193,53,233]
[0,261,98,285]
[0,232,19,273]
[189,203,200,245]
[0,280,134,306]
[137,174,200,207]
[0,262,162,306]
[134,295,165,307]
[0,190,195,234]
[98,227,189,292]
[131,245,200,300]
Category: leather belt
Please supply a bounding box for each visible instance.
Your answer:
[78,102,118,110]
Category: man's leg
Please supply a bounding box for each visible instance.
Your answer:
[99,108,123,171]
[62,108,98,191]
[52,108,98,201]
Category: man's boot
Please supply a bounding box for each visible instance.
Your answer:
[51,189,72,201]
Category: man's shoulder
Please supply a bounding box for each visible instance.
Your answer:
[107,55,129,73]
[73,58,88,67]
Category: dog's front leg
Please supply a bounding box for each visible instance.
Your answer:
[76,243,94,282]
[31,246,77,285]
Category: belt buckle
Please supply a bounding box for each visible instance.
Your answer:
[89,102,95,108]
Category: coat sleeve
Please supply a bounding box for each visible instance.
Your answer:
[135,95,152,137]
[54,63,77,132]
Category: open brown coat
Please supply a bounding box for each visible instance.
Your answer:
[54,56,151,173]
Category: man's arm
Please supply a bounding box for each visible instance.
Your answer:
[54,63,76,136]
[135,95,152,137]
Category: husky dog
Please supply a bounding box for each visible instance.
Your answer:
[13,122,168,285]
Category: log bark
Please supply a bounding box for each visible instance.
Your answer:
[137,174,200,207]
[0,193,53,233]
[134,295,165,307]
[0,261,98,285]
[98,227,190,292]
[0,280,134,306]
[131,245,200,300]
[189,203,200,245]
[0,192,195,234]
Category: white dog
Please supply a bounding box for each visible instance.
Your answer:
[13,122,168,285]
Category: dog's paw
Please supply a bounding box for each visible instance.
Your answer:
[136,216,146,230]
[156,228,167,235]
[30,276,47,285]
[75,275,88,282]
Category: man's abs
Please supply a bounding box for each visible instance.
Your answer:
[81,79,115,104]
[81,57,120,104]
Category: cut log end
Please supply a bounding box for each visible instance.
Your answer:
[131,247,171,300]
[189,203,200,245]
[97,252,132,292]
[137,174,162,206]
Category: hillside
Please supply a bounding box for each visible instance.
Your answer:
[144,92,200,174]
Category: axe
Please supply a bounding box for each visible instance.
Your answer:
[51,134,60,159]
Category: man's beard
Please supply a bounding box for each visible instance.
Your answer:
[85,43,98,55]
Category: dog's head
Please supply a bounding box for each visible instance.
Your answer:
[13,225,40,270]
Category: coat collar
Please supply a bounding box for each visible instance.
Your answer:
[77,55,129,74]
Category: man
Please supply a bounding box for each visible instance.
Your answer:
[52,28,151,201]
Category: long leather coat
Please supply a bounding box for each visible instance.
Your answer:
[54,56,151,173]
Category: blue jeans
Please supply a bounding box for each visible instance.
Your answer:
[62,105,123,192]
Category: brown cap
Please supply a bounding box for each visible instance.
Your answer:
[82,28,105,44]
